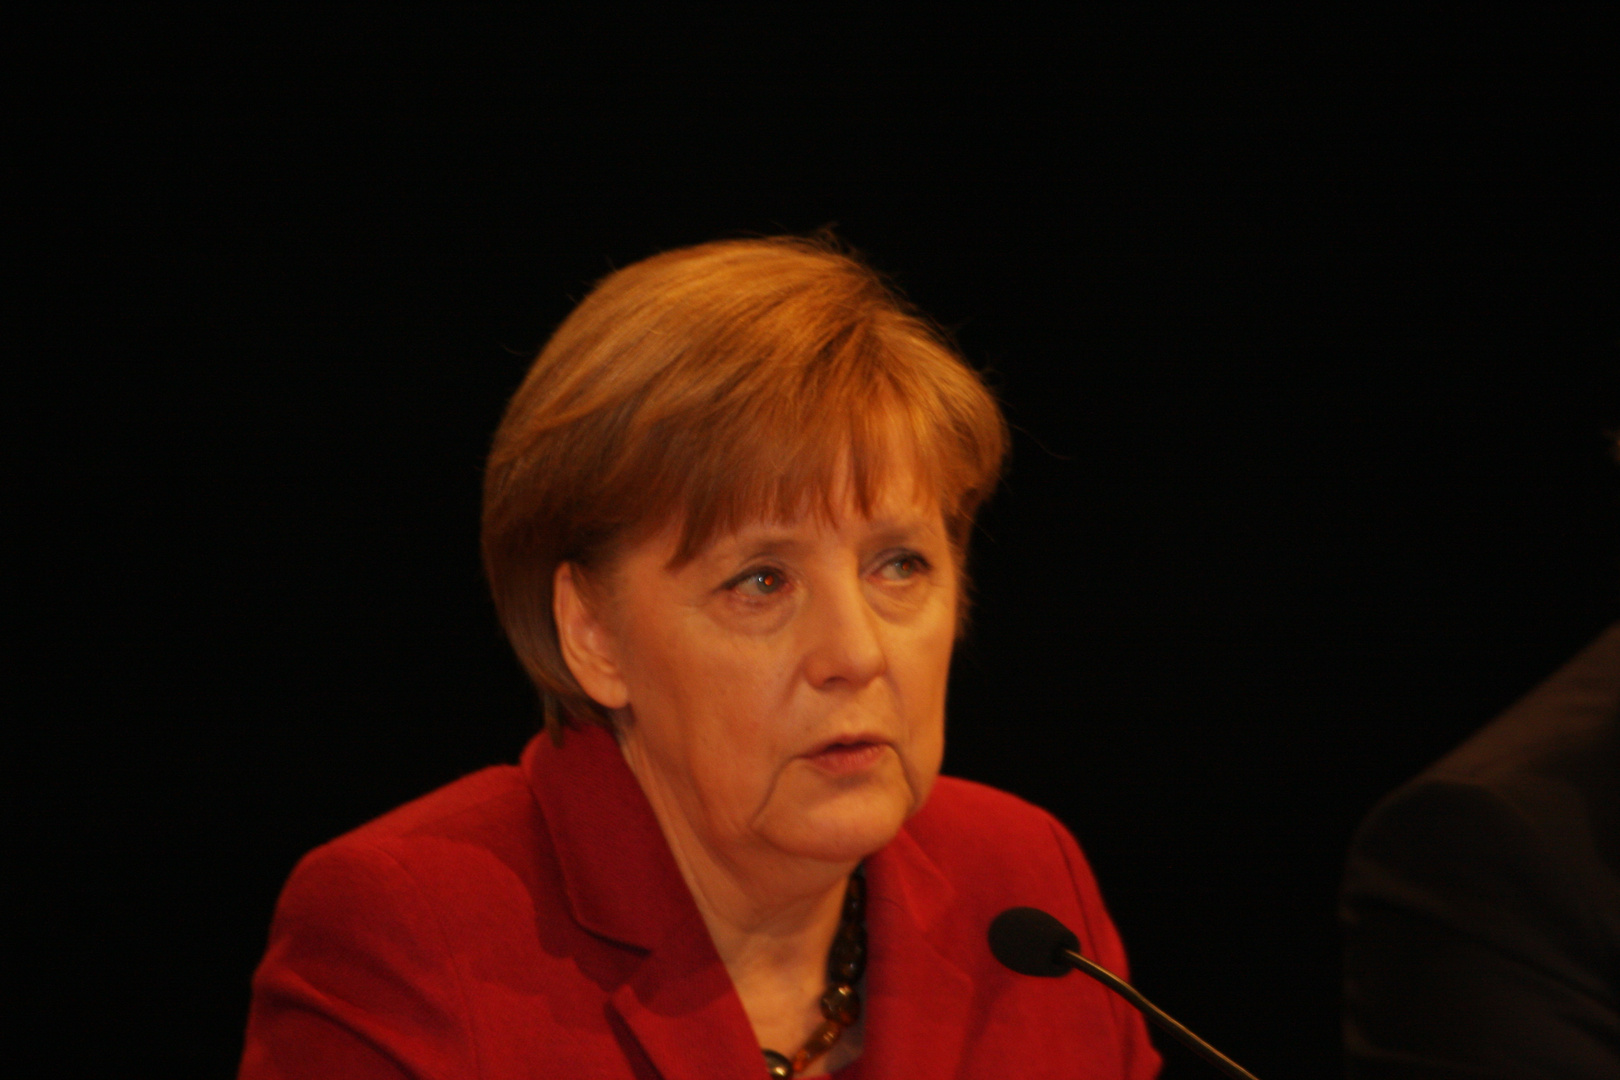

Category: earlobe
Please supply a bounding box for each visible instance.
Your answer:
[553,562,631,710]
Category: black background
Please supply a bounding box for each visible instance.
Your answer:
[14,6,1619,1078]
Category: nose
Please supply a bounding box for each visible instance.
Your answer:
[802,575,888,690]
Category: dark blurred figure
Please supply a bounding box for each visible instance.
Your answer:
[1341,623,1620,1078]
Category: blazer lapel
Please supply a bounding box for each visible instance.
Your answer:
[860,826,976,1076]
[608,904,768,1080]
[525,729,980,1078]
[524,728,763,1080]
[525,726,686,950]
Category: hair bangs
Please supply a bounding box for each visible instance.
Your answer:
[622,324,950,566]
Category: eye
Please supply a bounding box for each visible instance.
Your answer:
[728,566,790,597]
[876,552,930,581]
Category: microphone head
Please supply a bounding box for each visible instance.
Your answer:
[989,906,1080,978]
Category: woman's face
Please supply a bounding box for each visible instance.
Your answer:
[582,462,957,871]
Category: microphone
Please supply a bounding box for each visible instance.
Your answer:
[989,907,1262,1080]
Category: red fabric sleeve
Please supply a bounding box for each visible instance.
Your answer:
[239,839,477,1080]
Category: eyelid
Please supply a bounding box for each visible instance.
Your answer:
[720,548,933,592]
[722,564,791,595]
[873,548,932,576]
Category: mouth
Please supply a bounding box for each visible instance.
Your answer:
[803,736,890,775]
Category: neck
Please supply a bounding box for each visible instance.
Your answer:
[617,729,859,1066]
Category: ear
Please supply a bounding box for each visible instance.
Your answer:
[553,562,631,710]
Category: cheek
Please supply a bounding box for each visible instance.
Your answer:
[897,613,956,756]
[628,624,793,753]
[914,602,959,697]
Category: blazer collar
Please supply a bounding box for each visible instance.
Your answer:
[523,726,764,1079]
[523,725,977,1077]
[523,724,690,951]
[861,825,976,1075]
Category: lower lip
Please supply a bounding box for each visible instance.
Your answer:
[806,742,887,775]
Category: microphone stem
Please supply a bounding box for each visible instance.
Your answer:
[1061,949,1261,1080]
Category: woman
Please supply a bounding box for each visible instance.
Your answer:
[241,237,1159,1079]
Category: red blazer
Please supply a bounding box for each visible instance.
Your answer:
[241,725,1160,1079]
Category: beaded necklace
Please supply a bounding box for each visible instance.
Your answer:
[761,867,866,1078]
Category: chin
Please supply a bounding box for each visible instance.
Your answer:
[761,780,917,864]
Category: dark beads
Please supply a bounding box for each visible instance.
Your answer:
[827,922,867,984]
[820,982,861,1025]
[791,1021,844,1073]
[805,1020,842,1055]
[841,872,866,921]
[761,865,867,1077]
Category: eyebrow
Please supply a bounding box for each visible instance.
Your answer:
[719,516,943,562]
[728,536,805,562]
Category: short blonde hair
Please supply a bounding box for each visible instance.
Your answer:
[482,236,1009,731]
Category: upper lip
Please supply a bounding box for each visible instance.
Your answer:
[803,733,889,756]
